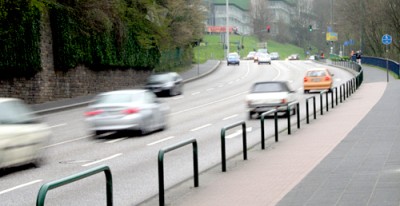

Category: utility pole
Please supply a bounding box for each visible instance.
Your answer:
[226,0,230,58]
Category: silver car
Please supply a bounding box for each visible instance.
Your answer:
[0,98,51,169]
[85,90,169,137]
[258,53,272,65]
[246,81,297,119]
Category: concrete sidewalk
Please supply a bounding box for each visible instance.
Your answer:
[140,65,400,206]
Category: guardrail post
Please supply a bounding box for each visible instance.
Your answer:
[331,89,334,108]
[334,87,338,106]
[320,91,324,115]
[325,91,329,112]
[287,101,300,135]
[305,96,316,124]
[158,139,198,206]
[220,121,247,172]
[260,109,278,148]
[36,165,113,206]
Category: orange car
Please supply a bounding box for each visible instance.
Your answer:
[303,68,334,93]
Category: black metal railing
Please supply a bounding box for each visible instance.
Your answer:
[220,121,247,172]
[260,109,278,147]
[158,138,199,206]
[36,165,113,206]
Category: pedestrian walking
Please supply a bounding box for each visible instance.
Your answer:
[355,50,362,64]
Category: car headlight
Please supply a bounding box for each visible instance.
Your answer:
[163,82,174,88]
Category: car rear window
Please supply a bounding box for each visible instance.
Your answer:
[0,101,37,124]
[252,83,286,93]
[94,93,142,104]
[307,70,326,77]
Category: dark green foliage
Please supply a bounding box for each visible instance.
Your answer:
[0,0,203,77]
[0,0,42,78]
[49,2,161,71]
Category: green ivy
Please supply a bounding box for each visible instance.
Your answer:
[0,0,41,78]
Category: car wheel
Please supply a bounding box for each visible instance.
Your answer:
[94,130,104,138]
[169,88,176,96]
[248,112,254,119]
[304,90,309,94]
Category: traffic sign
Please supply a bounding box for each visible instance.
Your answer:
[382,34,392,45]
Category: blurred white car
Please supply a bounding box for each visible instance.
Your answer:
[246,81,297,119]
[0,98,51,169]
[85,89,169,137]
[257,53,272,65]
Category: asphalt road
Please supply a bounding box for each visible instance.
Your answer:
[0,60,356,205]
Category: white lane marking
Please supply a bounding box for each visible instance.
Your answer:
[48,123,67,128]
[192,92,201,95]
[190,124,212,132]
[206,88,215,91]
[170,91,248,116]
[82,153,122,167]
[172,96,184,100]
[147,136,175,146]
[225,127,253,139]
[272,66,282,80]
[223,114,238,120]
[105,138,128,144]
[42,136,90,149]
[0,180,42,195]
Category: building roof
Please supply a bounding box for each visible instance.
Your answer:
[212,0,250,11]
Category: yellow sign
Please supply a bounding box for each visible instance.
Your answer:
[326,32,338,41]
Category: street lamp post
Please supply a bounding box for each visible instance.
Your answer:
[226,0,229,58]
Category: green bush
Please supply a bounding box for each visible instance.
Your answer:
[0,1,41,78]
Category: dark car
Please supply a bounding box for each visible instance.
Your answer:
[144,72,183,96]
[227,53,240,66]
[288,54,300,60]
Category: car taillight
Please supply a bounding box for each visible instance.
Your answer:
[281,99,287,104]
[122,108,140,114]
[324,76,331,81]
[304,77,308,82]
[85,110,103,117]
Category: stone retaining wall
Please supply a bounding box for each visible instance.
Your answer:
[0,9,151,104]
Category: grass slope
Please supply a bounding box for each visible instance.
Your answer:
[193,34,305,63]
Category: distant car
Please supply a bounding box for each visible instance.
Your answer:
[85,90,169,137]
[288,54,300,60]
[0,98,51,169]
[308,55,319,60]
[303,68,334,93]
[246,81,297,119]
[253,52,262,62]
[257,48,268,54]
[270,52,280,60]
[144,72,183,96]
[246,51,256,60]
[257,53,272,65]
[227,53,240,66]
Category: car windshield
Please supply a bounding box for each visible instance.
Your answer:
[252,82,287,93]
[307,70,327,77]
[148,74,173,83]
[0,100,37,124]
[257,49,268,53]
[94,93,143,104]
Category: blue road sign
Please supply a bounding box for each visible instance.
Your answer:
[382,34,392,45]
